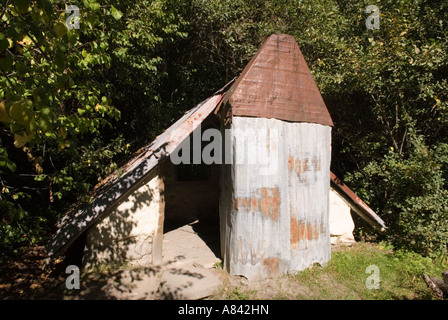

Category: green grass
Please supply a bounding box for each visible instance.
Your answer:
[224,287,255,300]
[214,242,447,300]
[293,242,447,300]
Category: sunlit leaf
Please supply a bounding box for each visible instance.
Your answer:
[111,5,123,20]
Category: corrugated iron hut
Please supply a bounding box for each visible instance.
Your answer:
[217,34,333,280]
[46,34,383,281]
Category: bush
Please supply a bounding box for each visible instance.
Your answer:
[398,191,448,256]
[346,139,448,256]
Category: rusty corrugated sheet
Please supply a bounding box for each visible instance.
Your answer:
[220,117,332,280]
[46,87,231,257]
[330,172,386,231]
[222,34,333,127]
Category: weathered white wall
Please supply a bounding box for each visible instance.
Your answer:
[83,167,164,269]
[329,188,355,245]
[220,116,332,280]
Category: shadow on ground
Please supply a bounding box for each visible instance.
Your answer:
[69,255,188,300]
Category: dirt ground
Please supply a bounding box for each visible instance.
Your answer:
[0,222,352,300]
[0,245,66,300]
[0,220,220,300]
[0,244,304,300]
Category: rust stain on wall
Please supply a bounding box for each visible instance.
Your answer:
[298,222,307,242]
[251,197,258,211]
[302,159,308,174]
[290,218,325,249]
[288,155,322,182]
[290,217,300,250]
[234,187,280,221]
[260,187,280,221]
[288,156,294,171]
[306,223,313,240]
[263,257,279,276]
[312,222,319,240]
[241,197,249,209]
[294,159,303,177]
[266,128,270,151]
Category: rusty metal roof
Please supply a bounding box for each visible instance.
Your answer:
[330,172,386,231]
[222,34,333,126]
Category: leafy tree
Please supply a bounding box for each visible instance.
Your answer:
[0,0,186,251]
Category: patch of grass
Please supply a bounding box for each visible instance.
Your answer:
[224,287,254,300]
[213,260,223,269]
[85,261,132,274]
[272,292,290,300]
[293,242,446,300]
[214,242,447,300]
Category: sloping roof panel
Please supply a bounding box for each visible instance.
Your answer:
[330,172,386,231]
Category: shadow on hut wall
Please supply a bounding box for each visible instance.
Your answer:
[59,166,196,300]
[82,182,156,268]
[49,177,165,299]
[53,113,222,299]
[54,142,171,274]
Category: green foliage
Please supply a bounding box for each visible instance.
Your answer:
[0,0,186,250]
[304,0,448,256]
[224,287,253,300]
[347,139,448,255]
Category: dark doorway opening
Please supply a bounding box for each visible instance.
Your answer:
[161,113,221,262]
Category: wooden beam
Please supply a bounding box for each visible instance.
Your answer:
[152,165,165,265]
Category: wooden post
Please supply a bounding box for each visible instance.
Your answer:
[152,165,165,265]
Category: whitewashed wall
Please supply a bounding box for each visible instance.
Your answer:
[83,167,164,269]
[220,117,332,280]
[329,188,355,245]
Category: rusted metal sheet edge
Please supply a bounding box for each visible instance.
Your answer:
[46,93,225,257]
[330,172,386,231]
